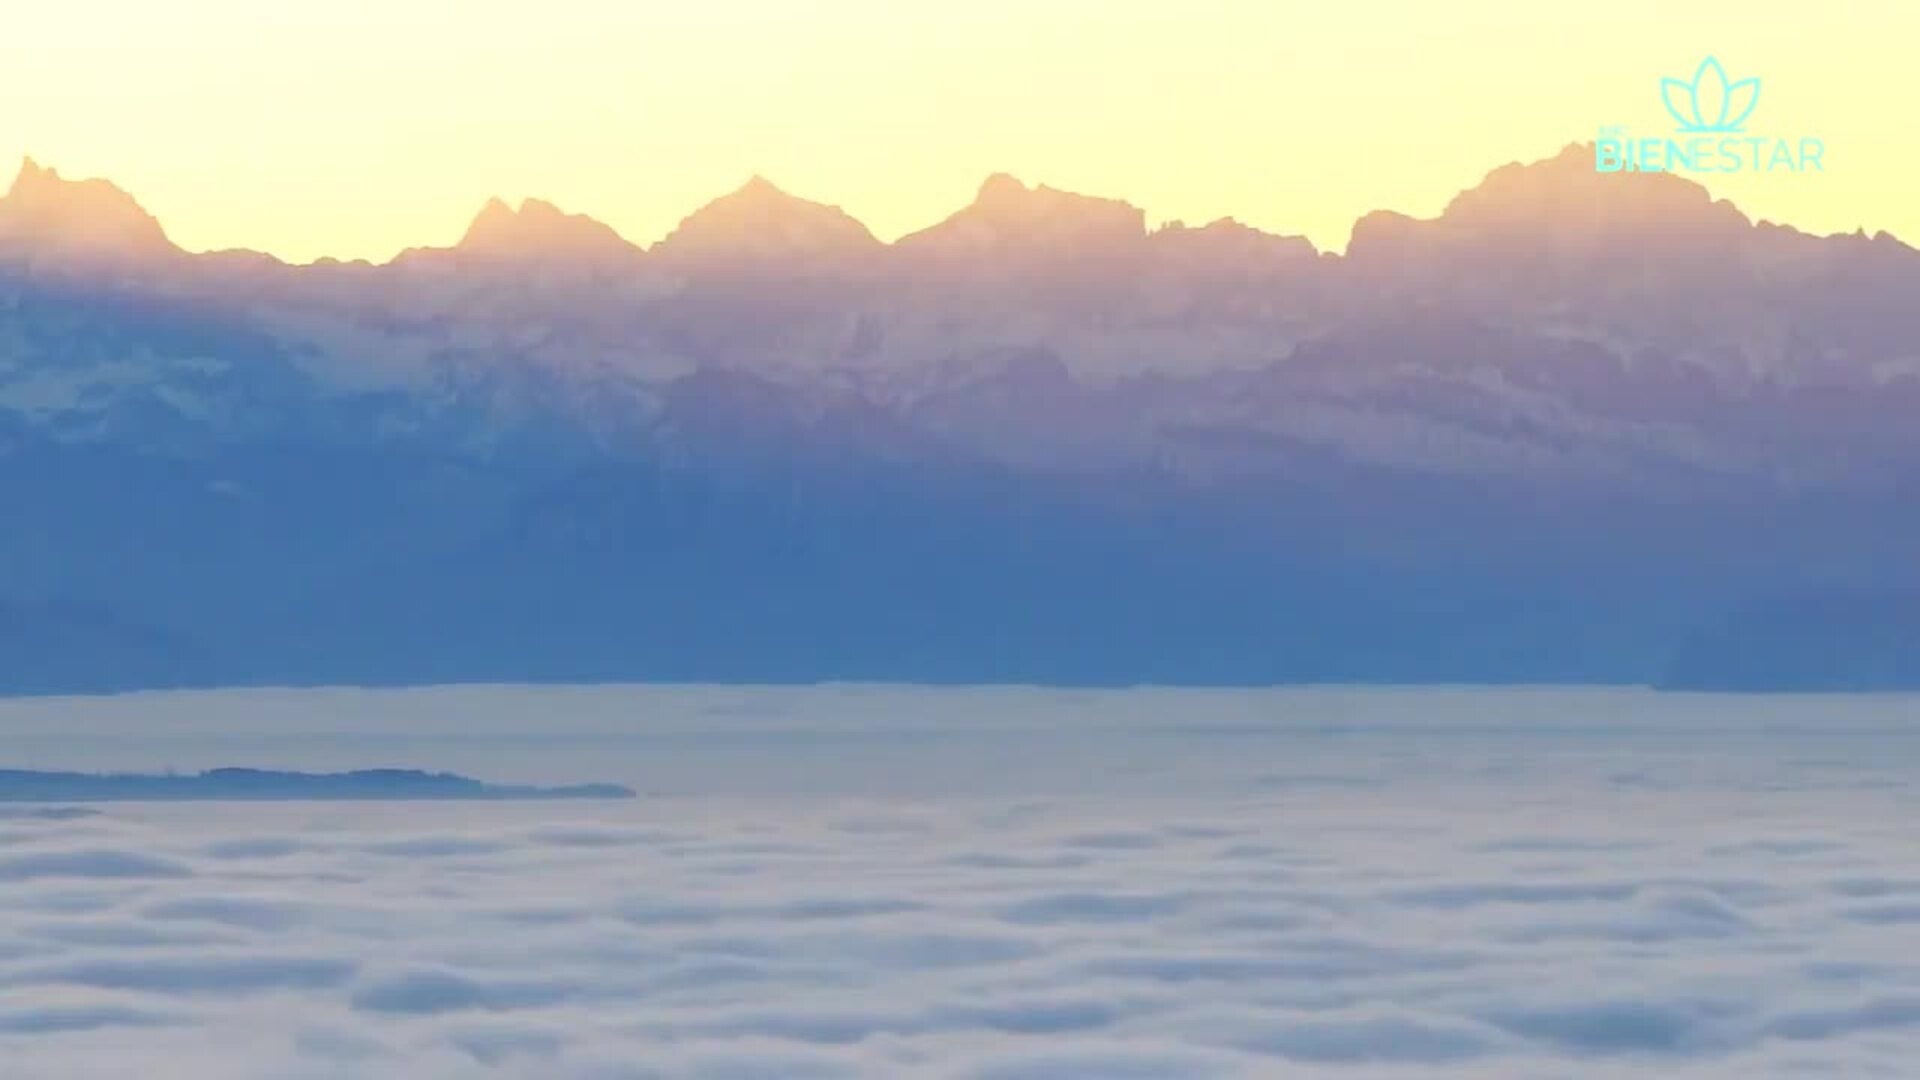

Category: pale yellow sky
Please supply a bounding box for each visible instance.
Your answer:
[1,0,1908,263]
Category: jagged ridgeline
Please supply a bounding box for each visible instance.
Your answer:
[1,148,1916,691]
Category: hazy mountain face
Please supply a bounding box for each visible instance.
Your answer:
[1,144,1915,691]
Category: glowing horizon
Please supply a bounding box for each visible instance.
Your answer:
[5,0,1910,263]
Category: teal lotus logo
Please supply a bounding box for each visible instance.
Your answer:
[1595,57,1822,175]
[1661,57,1760,133]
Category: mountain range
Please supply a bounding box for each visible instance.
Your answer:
[2,145,1916,693]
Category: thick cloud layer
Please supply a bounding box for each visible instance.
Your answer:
[3,685,1920,1077]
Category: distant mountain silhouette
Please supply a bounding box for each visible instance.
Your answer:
[897,173,1148,267]
[651,176,880,270]
[442,197,641,267]
[0,146,1915,692]
[0,159,178,270]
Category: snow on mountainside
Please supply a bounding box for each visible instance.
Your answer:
[0,145,1916,490]
[1,146,1918,691]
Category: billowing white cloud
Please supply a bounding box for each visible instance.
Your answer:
[2,685,1920,1078]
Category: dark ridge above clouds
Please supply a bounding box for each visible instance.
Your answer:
[0,768,635,801]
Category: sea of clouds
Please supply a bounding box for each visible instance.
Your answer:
[3,684,1920,1078]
